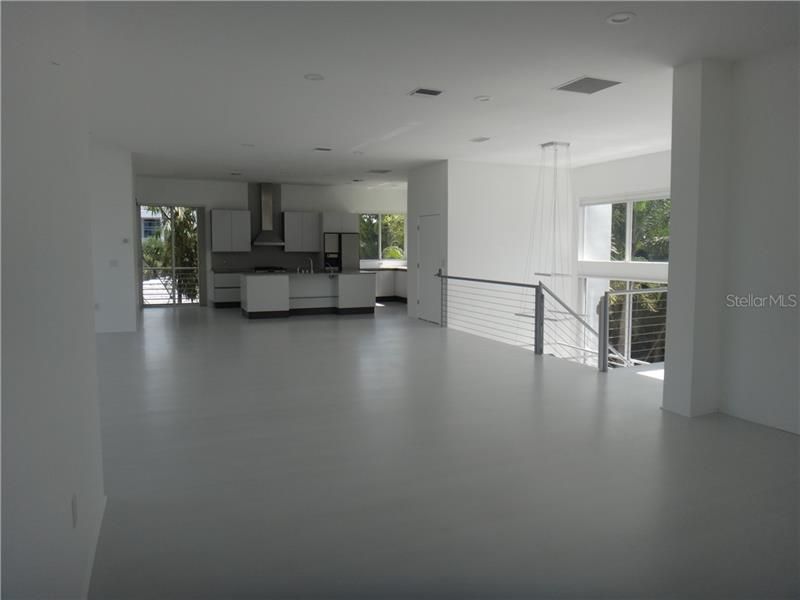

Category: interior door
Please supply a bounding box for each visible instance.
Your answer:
[417,214,442,324]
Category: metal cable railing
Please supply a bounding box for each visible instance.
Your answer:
[598,287,668,371]
[440,272,541,351]
[141,266,200,305]
[436,271,629,370]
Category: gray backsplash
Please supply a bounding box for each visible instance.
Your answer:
[211,246,321,272]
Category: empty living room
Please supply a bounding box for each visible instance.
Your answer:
[2,1,799,599]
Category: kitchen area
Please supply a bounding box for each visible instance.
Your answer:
[209,183,407,318]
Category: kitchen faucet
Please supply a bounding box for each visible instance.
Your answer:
[306,257,314,274]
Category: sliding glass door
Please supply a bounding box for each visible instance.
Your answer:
[139,205,199,306]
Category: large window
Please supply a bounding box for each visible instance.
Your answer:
[582,198,670,263]
[360,213,406,261]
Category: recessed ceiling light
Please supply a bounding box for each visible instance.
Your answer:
[606,12,636,25]
[470,136,491,143]
[313,147,332,152]
[474,95,492,102]
[304,73,324,81]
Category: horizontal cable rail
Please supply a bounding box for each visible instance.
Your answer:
[441,272,540,351]
[142,266,200,305]
[599,287,668,371]
[436,271,664,373]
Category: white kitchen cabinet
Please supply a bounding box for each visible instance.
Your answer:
[230,211,251,252]
[338,273,376,309]
[376,271,395,297]
[211,209,251,252]
[394,270,407,298]
[211,271,244,305]
[284,211,321,252]
[322,212,358,234]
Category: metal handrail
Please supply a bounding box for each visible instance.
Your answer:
[435,270,648,372]
[606,287,668,297]
[539,282,598,335]
[435,272,540,290]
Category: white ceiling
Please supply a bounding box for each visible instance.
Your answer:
[86,1,798,185]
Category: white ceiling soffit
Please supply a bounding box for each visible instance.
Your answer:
[86,2,798,183]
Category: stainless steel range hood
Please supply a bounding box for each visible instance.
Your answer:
[252,184,285,246]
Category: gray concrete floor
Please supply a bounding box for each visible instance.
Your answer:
[90,303,799,599]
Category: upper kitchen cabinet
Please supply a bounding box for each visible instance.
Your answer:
[284,211,321,253]
[322,212,358,234]
[211,209,251,252]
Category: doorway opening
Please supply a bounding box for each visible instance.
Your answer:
[139,205,200,306]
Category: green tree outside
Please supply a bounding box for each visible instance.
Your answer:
[141,205,199,303]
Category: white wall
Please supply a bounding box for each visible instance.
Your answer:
[721,46,799,433]
[665,59,732,418]
[135,176,248,210]
[571,151,671,202]
[282,184,406,214]
[664,48,799,434]
[407,162,448,319]
[90,139,137,333]
[2,4,106,597]
[447,161,540,282]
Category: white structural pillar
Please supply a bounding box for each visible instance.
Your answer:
[663,60,732,417]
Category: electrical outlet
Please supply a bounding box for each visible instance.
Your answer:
[71,493,78,528]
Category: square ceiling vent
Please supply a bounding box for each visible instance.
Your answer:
[555,76,621,94]
[409,87,443,97]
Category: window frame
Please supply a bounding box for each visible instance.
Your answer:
[579,191,670,265]
[359,212,407,268]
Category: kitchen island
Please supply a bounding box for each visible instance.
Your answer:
[240,272,376,318]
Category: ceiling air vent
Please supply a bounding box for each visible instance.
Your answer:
[409,87,443,97]
[368,169,392,174]
[555,76,621,94]
[313,147,332,152]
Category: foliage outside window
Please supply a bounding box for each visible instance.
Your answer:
[583,198,670,263]
[360,213,406,261]
[632,199,670,261]
[359,214,380,259]
[140,205,199,304]
[381,214,405,259]
[605,279,668,364]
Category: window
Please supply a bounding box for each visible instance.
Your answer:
[360,213,406,262]
[632,199,670,261]
[582,198,670,263]
[142,218,161,239]
[380,214,405,259]
[359,214,380,259]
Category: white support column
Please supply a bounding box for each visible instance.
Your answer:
[662,60,733,417]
